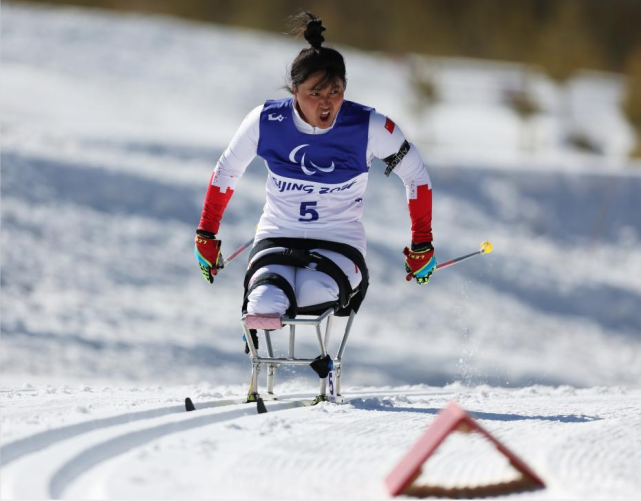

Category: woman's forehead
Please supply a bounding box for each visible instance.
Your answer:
[300,73,343,90]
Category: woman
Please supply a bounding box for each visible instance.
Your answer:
[195,12,436,327]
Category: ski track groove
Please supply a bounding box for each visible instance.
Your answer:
[0,403,185,467]
[1,396,298,499]
[0,398,248,467]
[49,403,273,498]
[1,390,446,499]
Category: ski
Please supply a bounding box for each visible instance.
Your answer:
[256,398,268,414]
[183,396,248,412]
[250,394,332,414]
[184,395,325,414]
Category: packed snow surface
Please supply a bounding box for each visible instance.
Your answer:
[2,3,641,499]
[2,383,641,499]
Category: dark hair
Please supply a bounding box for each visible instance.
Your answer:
[286,11,347,93]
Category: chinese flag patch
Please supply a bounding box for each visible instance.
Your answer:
[384,117,396,134]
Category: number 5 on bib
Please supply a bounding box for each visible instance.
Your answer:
[299,201,320,222]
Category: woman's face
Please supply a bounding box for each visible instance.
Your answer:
[293,72,345,129]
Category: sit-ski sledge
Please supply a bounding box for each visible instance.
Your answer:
[242,307,355,406]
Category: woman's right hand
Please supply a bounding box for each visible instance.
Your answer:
[194,230,223,284]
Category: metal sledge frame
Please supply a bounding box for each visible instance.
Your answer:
[242,307,356,403]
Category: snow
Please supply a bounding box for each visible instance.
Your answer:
[2,3,641,499]
[2,384,640,499]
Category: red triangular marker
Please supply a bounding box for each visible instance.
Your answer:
[384,401,545,497]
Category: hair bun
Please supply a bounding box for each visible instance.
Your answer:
[304,19,326,49]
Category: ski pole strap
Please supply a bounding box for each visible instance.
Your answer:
[383,140,410,177]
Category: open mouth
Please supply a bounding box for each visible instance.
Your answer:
[319,110,331,124]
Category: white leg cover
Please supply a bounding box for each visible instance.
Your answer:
[246,249,362,317]
[246,264,295,316]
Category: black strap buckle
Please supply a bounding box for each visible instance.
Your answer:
[284,248,317,269]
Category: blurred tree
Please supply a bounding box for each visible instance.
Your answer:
[530,1,606,154]
[407,56,440,146]
[14,0,641,76]
[504,77,541,154]
[622,44,641,159]
[531,0,605,83]
[581,0,641,72]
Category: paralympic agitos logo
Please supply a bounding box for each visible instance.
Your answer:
[289,144,335,176]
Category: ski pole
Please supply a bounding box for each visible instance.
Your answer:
[220,237,254,268]
[435,240,493,271]
[405,241,493,280]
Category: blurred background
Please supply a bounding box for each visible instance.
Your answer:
[2,0,641,390]
[10,0,641,161]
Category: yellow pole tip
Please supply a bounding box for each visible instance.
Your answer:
[481,241,493,254]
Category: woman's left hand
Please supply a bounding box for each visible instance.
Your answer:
[404,242,436,285]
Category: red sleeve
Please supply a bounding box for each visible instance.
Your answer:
[197,173,234,235]
[408,184,433,243]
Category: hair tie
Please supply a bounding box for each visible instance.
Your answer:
[304,19,326,49]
